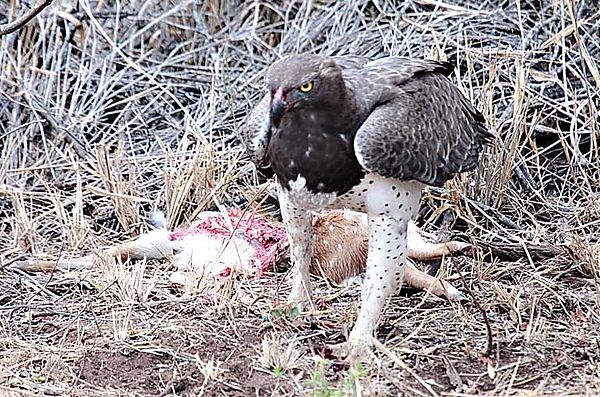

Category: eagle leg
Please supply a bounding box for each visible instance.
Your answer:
[279,191,315,308]
[347,177,424,358]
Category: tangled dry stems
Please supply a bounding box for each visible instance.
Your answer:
[1,0,599,396]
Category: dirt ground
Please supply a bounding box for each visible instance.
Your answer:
[1,0,599,396]
[2,259,599,396]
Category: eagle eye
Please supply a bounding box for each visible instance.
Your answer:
[299,81,313,93]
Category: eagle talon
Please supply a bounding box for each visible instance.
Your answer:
[326,340,375,366]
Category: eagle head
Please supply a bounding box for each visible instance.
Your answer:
[265,54,346,128]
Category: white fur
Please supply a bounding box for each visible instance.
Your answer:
[172,233,257,276]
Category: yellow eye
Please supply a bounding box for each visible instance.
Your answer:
[299,81,313,93]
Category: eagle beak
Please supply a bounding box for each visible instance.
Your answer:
[270,87,287,129]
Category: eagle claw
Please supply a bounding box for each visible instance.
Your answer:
[326,337,375,365]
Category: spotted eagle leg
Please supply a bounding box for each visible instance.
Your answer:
[347,176,424,357]
[278,190,315,309]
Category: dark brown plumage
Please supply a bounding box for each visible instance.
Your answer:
[244,54,492,191]
[266,55,365,194]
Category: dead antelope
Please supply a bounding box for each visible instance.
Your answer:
[9,209,470,301]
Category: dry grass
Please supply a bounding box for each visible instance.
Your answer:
[1,0,599,396]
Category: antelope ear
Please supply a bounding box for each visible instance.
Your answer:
[241,92,272,167]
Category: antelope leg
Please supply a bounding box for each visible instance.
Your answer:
[7,229,173,272]
[404,261,466,301]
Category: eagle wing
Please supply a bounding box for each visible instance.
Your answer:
[241,92,271,167]
[352,58,493,187]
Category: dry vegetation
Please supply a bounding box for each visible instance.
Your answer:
[1,0,599,396]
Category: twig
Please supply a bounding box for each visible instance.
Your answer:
[478,240,566,262]
[428,186,522,230]
[0,0,54,36]
[455,266,494,357]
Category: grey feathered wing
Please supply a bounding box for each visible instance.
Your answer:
[352,59,493,187]
[241,92,271,167]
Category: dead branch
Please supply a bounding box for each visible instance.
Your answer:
[479,240,568,262]
[0,0,54,36]
[456,267,494,357]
